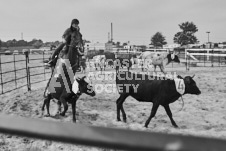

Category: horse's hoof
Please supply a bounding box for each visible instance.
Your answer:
[60,113,65,116]
[123,118,127,123]
[173,125,179,128]
[144,122,149,128]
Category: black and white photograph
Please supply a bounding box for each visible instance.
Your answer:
[0,0,226,151]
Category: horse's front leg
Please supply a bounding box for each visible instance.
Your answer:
[72,99,77,122]
[159,65,166,75]
[59,95,68,116]
[57,100,62,114]
[42,94,52,117]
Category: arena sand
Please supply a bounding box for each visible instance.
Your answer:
[0,66,226,151]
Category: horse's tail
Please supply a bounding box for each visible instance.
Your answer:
[43,68,54,98]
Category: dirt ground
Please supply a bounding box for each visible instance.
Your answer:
[0,66,226,151]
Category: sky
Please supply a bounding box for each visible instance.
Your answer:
[0,0,226,45]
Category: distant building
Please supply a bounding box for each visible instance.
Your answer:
[30,47,51,54]
[39,47,51,51]
[84,42,105,51]
[163,44,180,49]
[148,44,154,49]
[113,45,142,56]
[218,43,226,48]
[105,42,114,52]
[13,50,19,55]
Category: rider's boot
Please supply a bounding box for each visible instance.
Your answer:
[47,56,58,67]
[48,43,65,67]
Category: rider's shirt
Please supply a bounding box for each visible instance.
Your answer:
[70,31,83,47]
[62,28,83,47]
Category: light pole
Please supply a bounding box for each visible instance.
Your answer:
[206,31,210,43]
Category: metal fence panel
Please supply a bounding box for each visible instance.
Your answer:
[0,52,50,95]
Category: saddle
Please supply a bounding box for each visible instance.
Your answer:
[49,45,84,72]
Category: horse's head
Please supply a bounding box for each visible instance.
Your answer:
[76,76,95,96]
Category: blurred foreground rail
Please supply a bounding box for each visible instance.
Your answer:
[0,114,226,151]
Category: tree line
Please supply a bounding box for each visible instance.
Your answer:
[0,38,61,49]
[0,21,204,49]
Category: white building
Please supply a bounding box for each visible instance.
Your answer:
[163,44,180,49]
[84,42,105,51]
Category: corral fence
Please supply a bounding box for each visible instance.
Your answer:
[185,49,226,70]
[1,48,226,95]
[0,51,51,95]
[1,50,226,150]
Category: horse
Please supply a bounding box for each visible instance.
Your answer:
[43,44,84,117]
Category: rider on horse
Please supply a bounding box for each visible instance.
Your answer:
[48,18,84,69]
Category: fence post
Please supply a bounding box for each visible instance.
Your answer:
[43,51,46,80]
[204,50,206,67]
[218,50,220,66]
[188,51,191,70]
[24,51,31,91]
[211,49,214,67]
[0,54,3,94]
[185,49,187,71]
[13,54,17,88]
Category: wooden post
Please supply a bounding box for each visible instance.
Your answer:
[43,51,46,80]
[218,50,220,66]
[211,49,213,67]
[24,51,31,91]
[0,54,3,94]
[204,50,206,67]
[13,54,17,88]
[185,49,189,71]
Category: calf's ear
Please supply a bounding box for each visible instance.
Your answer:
[191,74,195,78]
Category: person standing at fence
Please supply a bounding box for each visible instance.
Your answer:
[48,19,84,68]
